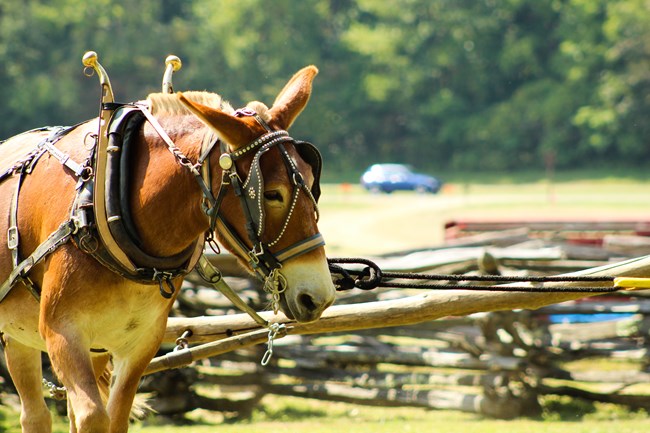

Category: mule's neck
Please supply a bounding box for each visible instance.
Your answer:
[127,116,212,257]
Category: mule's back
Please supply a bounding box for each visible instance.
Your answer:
[0,130,49,174]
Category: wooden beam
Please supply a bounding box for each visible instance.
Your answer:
[148,327,277,375]
[163,255,650,345]
[266,383,532,419]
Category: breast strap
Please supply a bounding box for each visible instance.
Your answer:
[0,126,85,303]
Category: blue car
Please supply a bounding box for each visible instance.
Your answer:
[360,164,442,194]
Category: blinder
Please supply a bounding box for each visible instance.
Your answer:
[240,137,323,242]
[198,110,325,292]
[295,140,322,202]
[241,141,272,240]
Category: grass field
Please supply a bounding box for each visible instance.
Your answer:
[1,395,648,433]
[133,397,650,433]
[317,178,650,256]
[2,175,650,432]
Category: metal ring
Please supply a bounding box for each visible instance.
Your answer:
[292,172,304,186]
[80,166,94,182]
[83,132,98,150]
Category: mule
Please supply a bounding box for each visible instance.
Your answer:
[0,65,335,432]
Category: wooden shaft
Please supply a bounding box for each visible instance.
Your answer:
[146,327,278,375]
[163,254,650,345]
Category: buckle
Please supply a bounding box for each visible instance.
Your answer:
[248,247,262,265]
[152,269,174,282]
[152,269,176,299]
[7,226,19,250]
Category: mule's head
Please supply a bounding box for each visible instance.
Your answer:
[179,66,335,323]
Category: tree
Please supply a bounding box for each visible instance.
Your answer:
[1,0,649,174]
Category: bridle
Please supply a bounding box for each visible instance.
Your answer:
[181,107,325,308]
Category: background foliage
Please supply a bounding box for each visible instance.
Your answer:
[1,0,648,175]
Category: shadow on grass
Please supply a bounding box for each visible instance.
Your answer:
[256,405,330,422]
[541,396,597,421]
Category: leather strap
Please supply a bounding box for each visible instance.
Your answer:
[2,130,74,302]
[275,233,326,263]
[195,255,268,327]
[0,221,75,303]
[40,136,87,178]
[8,172,21,269]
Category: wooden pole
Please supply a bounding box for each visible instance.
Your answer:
[163,254,650,345]
[147,327,279,375]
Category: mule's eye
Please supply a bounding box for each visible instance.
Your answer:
[264,190,284,203]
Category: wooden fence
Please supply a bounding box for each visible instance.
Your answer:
[0,225,647,419]
[141,227,650,420]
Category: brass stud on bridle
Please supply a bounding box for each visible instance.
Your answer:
[219,153,233,170]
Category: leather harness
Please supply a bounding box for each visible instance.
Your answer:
[0,101,325,326]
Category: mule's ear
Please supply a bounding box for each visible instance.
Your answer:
[268,65,318,130]
[177,92,258,148]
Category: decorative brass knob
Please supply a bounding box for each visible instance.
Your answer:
[82,51,98,68]
[82,50,115,103]
[165,55,182,72]
[162,55,182,93]
[219,154,234,170]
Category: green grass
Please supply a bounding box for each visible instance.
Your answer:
[125,396,650,433]
[1,395,648,433]
[317,176,650,255]
[322,166,650,185]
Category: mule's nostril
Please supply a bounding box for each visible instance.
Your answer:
[299,293,317,312]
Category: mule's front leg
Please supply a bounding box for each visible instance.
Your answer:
[44,328,109,433]
[106,339,163,433]
[3,335,52,433]
[106,361,147,433]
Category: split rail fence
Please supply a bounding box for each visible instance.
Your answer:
[140,223,650,420]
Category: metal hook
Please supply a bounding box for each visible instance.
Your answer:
[174,329,193,352]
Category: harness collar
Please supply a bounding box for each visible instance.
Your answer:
[89,102,325,305]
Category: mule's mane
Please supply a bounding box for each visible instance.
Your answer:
[146,91,272,122]
[146,91,234,116]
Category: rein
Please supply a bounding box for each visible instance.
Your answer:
[327,257,650,294]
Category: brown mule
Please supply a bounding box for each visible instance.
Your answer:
[0,65,334,432]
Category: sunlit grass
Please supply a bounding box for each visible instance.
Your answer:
[318,176,650,255]
[1,394,648,433]
[129,395,649,433]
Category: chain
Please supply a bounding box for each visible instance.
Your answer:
[138,105,203,177]
[261,323,285,366]
[263,268,288,314]
[42,378,67,400]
